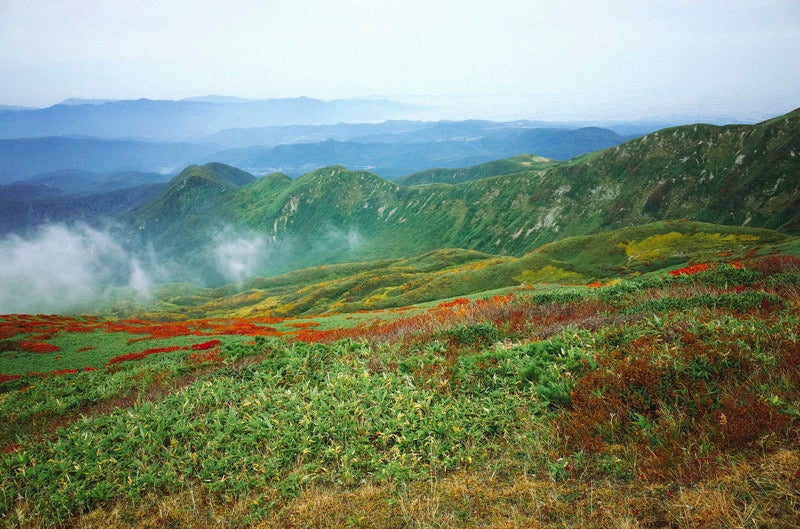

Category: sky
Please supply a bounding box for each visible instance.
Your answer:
[1,0,799,120]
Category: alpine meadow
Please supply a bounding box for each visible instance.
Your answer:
[0,91,798,529]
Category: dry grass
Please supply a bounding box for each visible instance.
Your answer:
[20,447,791,529]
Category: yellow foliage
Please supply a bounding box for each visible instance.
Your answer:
[622,232,761,262]
[517,265,583,284]
[622,232,684,261]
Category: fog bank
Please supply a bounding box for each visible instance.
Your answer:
[0,224,155,314]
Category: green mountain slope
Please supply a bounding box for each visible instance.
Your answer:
[395,154,556,186]
[138,221,794,318]
[124,109,800,282]
[127,163,255,238]
[556,108,800,233]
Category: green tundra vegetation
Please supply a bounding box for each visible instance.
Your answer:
[1,251,799,527]
[1,109,799,527]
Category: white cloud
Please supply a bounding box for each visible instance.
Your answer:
[0,224,155,313]
[211,228,271,286]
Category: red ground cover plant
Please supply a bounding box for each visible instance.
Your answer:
[291,328,336,342]
[436,297,471,309]
[106,345,185,365]
[104,338,235,366]
[209,320,279,335]
[1,314,103,343]
[187,348,223,366]
[296,293,541,346]
[49,369,79,376]
[15,340,61,353]
[191,339,222,351]
[748,254,800,274]
[558,322,798,484]
[669,263,711,276]
[287,321,321,329]
[2,443,22,454]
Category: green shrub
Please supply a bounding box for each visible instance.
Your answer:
[692,264,762,288]
[519,337,593,408]
[436,322,500,348]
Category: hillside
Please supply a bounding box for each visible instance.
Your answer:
[2,108,800,529]
[123,109,800,284]
[2,249,798,528]
[395,154,556,186]
[0,182,166,234]
[127,164,255,245]
[131,221,794,319]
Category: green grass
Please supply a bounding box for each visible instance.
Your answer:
[1,250,799,528]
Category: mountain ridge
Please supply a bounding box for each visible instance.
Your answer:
[120,108,800,283]
[0,97,419,141]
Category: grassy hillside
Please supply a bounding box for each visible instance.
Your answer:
[1,251,798,528]
[395,154,556,186]
[2,109,800,527]
[108,221,793,320]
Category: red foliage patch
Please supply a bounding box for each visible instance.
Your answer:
[2,444,22,454]
[0,374,22,384]
[191,339,222,351]
[292,329,336,342]
[748,254,800,275]
[16,340,61,353]
[437,297,470,309]
[106,345,185,365]
[287,321,321,329]
[669,263,711,276]
[187,349,223,366]
[50,369,79,376]
[209,321,278,335]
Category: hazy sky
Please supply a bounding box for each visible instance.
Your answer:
[1,0,799,120]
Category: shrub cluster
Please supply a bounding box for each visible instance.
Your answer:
[558,317,799,483]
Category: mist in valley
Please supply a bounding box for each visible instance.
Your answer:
[0,224,156,314]
[0,219,372,314]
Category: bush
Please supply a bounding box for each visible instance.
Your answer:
[519,337,594,408]
[436,322,500,349]
[558,317,799,483]
[692,264,762,288]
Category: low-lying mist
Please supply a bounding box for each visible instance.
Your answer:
[211,227,273,287]
[0,224,156,314]
[0,222,369,314]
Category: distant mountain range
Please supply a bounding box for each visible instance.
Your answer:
[210,125,627,178]
[114,107,799,283]
[0,96,418,140]
[0,114,633,185]
[2,100,797,288]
